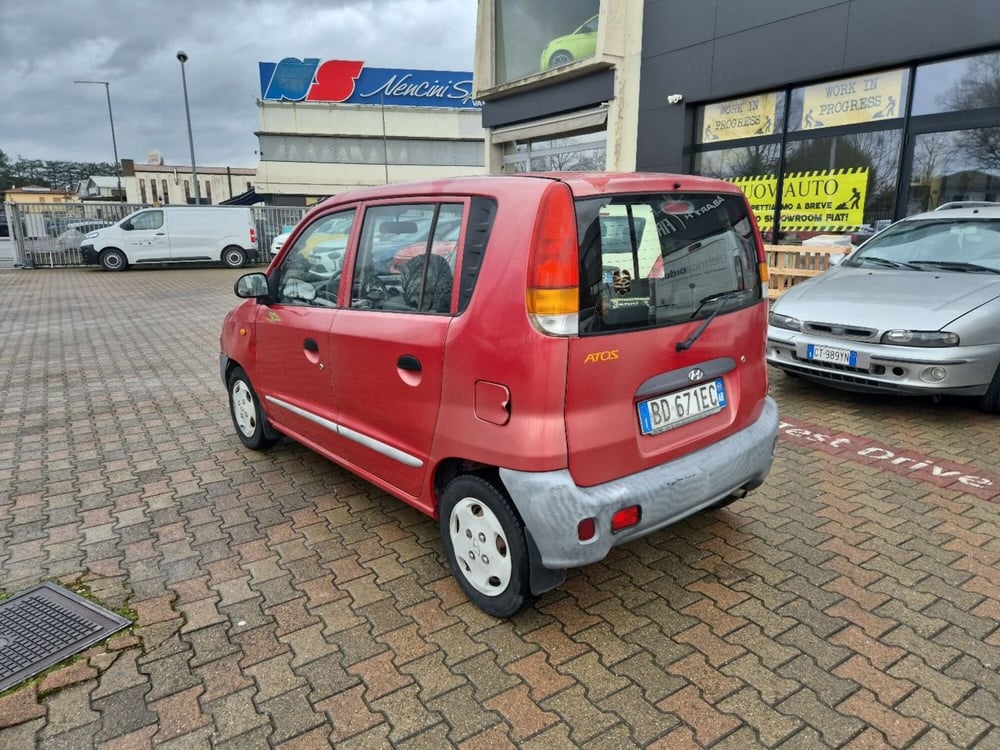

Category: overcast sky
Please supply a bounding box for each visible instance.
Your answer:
[0,0,478,169]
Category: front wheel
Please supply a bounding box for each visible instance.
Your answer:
[228,367,277,450]
[978,364,1000,414]
[438,476,534,617]
[222,246,247,268]
[100,248,128,272]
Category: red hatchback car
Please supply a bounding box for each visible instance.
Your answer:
[220,173,779,616]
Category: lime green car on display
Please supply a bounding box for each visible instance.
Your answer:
[539,14,599,70]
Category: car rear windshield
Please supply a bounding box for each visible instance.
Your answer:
[575,192,763,334]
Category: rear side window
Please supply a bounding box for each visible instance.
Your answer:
[351,203,463,313]
[575,193,762,334]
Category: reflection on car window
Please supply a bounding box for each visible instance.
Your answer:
[576,193,762,334]
[274,209,356,307]
[351,203,462,314]
[847,218,1000,271]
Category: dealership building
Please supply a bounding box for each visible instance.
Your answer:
[472,0,1000,241]
[252,58,486,206]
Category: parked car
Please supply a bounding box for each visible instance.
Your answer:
[767,203,1000,412]
[539,14,599,69]
[269,226,295,256]
[220,172,778,616]
[53,221,114,252]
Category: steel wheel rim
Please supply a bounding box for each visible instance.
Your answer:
[225,250,243,266]
[448,497,511,596]
[231,380,257,437]
[104,253,122,270]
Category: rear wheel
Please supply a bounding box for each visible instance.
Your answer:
[978,365,1000,414]
[222,246,247,268]
[100,248,128,272]
[439,476,533,617]
[228,367,276,449]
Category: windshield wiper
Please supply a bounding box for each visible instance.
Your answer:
[676,290,747,352]
[853,256,923,270]
[907,260,1000,274]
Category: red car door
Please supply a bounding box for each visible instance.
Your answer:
[326,201,463,507]
[253,304,338,451]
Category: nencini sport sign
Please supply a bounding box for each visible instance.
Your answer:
[259,58,480,109]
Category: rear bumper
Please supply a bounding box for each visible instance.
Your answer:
[500,397,779,569]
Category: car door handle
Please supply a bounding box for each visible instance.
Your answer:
[304,338,319,352]
[155,232,166,235]
[397,355,421,371]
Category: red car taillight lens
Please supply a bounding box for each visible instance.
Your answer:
[526,182,579,336]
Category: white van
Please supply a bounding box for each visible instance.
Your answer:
[80,206,259,271]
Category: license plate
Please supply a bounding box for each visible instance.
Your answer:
[638,378,727,436]
[807,343,857,367]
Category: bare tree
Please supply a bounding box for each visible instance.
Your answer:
[939,54,1000,170]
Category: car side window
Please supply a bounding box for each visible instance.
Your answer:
[273,209,356,307]
[350,203,463,314]
[131,211,163,231]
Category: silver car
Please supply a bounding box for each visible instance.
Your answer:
[767,203,1000,413]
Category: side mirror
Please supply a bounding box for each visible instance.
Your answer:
[122,221,133,231]
[235,272,271,300]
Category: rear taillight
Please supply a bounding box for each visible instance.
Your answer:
[249,227,257,245]
[526,183,579,336]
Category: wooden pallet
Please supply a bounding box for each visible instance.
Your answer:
[766,245,849,299]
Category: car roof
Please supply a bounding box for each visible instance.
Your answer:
[905,203,1000,221]
[310,172,744,210]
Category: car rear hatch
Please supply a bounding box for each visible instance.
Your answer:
[562,187,769,487]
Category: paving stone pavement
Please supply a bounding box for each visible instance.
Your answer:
[0,267,997,749]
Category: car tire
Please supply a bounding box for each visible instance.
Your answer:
[978,365,1000,414]
[222,245,247,268]
[547,50,573,68]
[438,475,534,617]
[99,248,128,272]
[228,367,277,450]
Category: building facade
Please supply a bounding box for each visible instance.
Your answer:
[474,0,1000,242]
[120,155,256,206]
[253,58,487,205]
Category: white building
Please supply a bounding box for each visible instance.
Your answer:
[120,152,256,206]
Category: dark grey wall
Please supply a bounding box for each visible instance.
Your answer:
[481,70,615,128]
[637,0,1000,172]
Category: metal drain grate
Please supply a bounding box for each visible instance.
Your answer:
[0,582,131,692]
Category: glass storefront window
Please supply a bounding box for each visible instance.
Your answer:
[781,131,902,238]
[694,145,781,236]
[502,132,606,173]
[912,52,1000,116]
[696,92,785,145]
[909,129,1000,214]
[788,68,908,132]
[495,0,600,84]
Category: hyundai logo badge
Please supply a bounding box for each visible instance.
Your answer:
[688,368,704,382]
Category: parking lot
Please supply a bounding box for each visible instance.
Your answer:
[0,267,997,749]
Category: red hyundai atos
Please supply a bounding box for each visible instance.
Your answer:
[220,173,779,616]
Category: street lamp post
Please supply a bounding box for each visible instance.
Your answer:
[73,80,123,200]
[176,51,201,204]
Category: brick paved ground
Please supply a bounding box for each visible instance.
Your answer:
[0,267,997,749]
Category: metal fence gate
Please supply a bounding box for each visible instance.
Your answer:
[2,202,308,269]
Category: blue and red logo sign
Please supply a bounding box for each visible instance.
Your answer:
[259,59,479,109]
